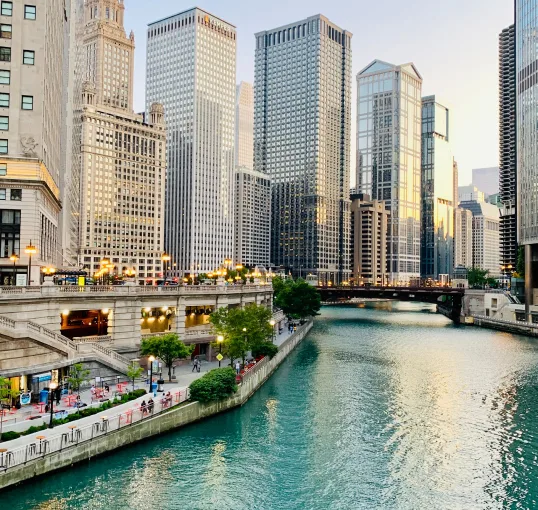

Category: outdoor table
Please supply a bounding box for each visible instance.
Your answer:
[66,395,77,407]
[36,402,45,413]
[68,425,77,442]
[36,435,47,454]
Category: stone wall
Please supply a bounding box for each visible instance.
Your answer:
[0,321,313,490]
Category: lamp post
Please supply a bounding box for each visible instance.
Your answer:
[217,335,224,368]
[242,327,247,366]
[48,382,58,429]
[9,252,18,286]
[24,241,37,286]
[148,355,155,393]
[269,319,276,343]
[162,252,171,284]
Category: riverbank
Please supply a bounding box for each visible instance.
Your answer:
[0,320,313,491]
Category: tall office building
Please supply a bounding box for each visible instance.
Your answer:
[458,185,486,203]
[357,60,422,284]
[472,167,499,196]
[0,0,67,285]
[454,207,473,269]
[350,193,389,285]
[235,82,253,170]
[254,15,352,285]
[460,201,500,276]
[499,24,517,274]
[146,9,236,277]
[421,96,454,279]
[453,159,459,206]
[78,0,167,283]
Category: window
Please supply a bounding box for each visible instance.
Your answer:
[0,164,6,176]
[0,47,10,62]
[24,5,36,20]
[0,140,7,154]
[0,24,11,39]
[0,116,8,131]
[0,2,12,16]
[22,50,34,65]
[0,189,5,200]
[0,93,8,107]
[10,189,20,201]
[21,95,32,110]
[0,70,9,84]
[0,209,20,257]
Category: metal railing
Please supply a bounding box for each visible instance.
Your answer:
[473,315,538,329]
[0,389,190,472]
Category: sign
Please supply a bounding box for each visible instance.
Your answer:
[78,276,85,286]
[20,392,31,405]
[32,372,51,383]
[16,274,27,286]
[216,353,223,361]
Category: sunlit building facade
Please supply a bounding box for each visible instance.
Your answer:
[454,207,473,269]
[254,15,352,285]
[146,9,236,277]
[357,60,422,284]
[420,96,454,279]
[235,82,253,170]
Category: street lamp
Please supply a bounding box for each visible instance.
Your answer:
[148,355,155,393]
[161,252,171,284]
[41,266,56,285]
[269,319,276,343]
[217,335,224,367]
[24,241,37,286]
[9,252,18,286]
[48,382,58,429]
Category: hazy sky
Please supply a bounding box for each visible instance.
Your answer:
[125,0,513,187]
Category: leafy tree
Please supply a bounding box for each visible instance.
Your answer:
[140,333,193,382]
[67,363,90,395]
[274,278,321,320]
[486,277,499,289]
[516,246,525,278]
[467,267,489,288]
[189,367,237,403]
[0,376,10,440]
[126,361,145,391]
[251,341,278,359]
[198,273,209,281]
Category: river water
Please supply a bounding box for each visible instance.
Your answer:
[6,302,538,509]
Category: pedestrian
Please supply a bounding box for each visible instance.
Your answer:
[104,383,110,394]
[90,384,96,401]
[55,386,61,405]
[196,358,201,373]
[148,398,154,413]
[140,400,147,415]
[192,357,198,372]
[235,361,241,375]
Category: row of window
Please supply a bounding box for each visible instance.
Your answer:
[0,47,34,64]
[0,93,32,109]
[0,3,35,18]
[0,188,20,200]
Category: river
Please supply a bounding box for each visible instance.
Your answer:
[6,302,538,509]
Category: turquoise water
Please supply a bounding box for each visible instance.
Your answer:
[6,302,538,509]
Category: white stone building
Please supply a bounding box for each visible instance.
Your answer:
[78,0,167,283]
[235,81,253,170]
[454,207,473,269]
[146,9,236,277]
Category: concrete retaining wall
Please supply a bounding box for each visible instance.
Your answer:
[0,321,313,490]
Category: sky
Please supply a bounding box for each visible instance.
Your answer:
[125,0,513,188]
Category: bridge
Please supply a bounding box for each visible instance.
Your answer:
[317,286,465,322]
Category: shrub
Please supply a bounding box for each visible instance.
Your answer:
[189,367,237,403]
[1,431,20,441]
[251,342,278,359]
[20,424,47,436]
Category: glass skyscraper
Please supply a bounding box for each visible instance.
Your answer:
[254,15,352,285]
[357,60,422,284]
[146,9,236,277]
[420,96,454,280]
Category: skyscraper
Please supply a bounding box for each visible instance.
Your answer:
[454,207,473,269]
[421,96,454,279]
[254,15,352,284]
[0,0,67,285]
[78,0,167,283]
[146,9,236,277]
[516,0,538,313]
[472,167,499,196]
[499,24,517,274]
[357,60,422,284]
[235,82,253,170]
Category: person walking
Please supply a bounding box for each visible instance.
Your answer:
[148,398,154,413]
[192,357,198,372]
[235,361,241,375]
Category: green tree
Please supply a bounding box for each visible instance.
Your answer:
[0,377,10,440]
[140,333,193,382]
[67,363,90,395]
[486,277,499,289]
[189,367,237,403]
[467,267,489,288]
[516,246,525,278]
[274,278,321,320]
[126,361,144,391]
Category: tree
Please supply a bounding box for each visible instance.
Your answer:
[516,246,525,278]
[0,377,9,440]
[274,278,321,320]
[467,267,489,288]
[140,333,193,382]
[210,304,273,365]
[67,363,90,395]
[189,367,237,403]
[126,361,144,392]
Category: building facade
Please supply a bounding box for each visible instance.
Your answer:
[357,60,422,284]
[454,207,473,269]
[420,96,454,279]
[78,0,167,283]
[350,193,389,285]
[499,24,517,274]
[472,167,499,196]
[458,185,486,203]
[234,167,271,267]
[235,81,253,170]
[254,15,352,285]
[0,0,67,285]
[146,9,236,277]
[460,201,500,276]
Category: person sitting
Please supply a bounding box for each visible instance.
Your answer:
[140,400,147,415]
